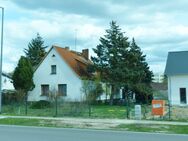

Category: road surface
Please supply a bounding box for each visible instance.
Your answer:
[0,125,187,141]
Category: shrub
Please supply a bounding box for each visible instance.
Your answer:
[2,91,18,105]
[60,101,88,116]
[30,100,51,109]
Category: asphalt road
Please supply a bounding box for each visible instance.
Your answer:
[0,125,188,141]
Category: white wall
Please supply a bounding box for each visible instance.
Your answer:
[168,75,188,105]
[28,48,83,102]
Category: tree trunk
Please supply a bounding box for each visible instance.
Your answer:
[126,93,129,119]
[144,94,149,105]
[125,89,130,119]
[105,83,108,103]
[109,85,115,106]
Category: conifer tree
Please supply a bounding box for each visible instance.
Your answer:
[92,21,153,105]
[12,56,34,115]
[24,33,47,68]
[92,21,130,105]
[129,38,153,103]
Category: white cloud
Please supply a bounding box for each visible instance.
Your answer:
[1,0,188,74]
[3,62,16,73]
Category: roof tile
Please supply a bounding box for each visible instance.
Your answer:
[54,46,91,77]
[165,51,188,75]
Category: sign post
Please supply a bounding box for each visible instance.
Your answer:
[135,105,142,120]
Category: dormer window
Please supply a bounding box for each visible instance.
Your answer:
[51,65,56,74]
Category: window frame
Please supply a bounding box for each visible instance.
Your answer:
[51,65,57,74]
[180,88,187,104]
[41,84,49,96]
[58,84,67,96]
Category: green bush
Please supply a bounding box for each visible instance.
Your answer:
[2,91,19,105]
[30,100,51,109]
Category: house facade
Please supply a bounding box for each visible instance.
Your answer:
[165,51,188,105]
[28,46,91,102]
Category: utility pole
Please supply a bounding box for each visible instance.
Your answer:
[74,29,77,51]
[0,7,4,114]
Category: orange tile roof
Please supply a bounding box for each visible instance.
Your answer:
[53,46,91,77]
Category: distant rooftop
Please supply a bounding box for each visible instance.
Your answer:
[152,73,164,83]
[165,51,188,75]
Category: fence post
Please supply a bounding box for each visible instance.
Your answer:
[25,94,28,115]
[168,100,171,120]
[126,96,130,119]
[89,103,91,117]
[55,95,58,117]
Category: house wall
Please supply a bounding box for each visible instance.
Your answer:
[28,48,83,102]
[168,75,188,105]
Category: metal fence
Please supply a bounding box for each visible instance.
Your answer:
[2,95,188,122]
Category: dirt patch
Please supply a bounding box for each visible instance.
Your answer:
[171,106,188,121]
[56,119,120,129]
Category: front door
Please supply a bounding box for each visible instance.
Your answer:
[180,88,187,104]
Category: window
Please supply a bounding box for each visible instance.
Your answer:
[51,65,56,74]
[58,84,67,96]
[41,85,49,96]
[180,88,187,104]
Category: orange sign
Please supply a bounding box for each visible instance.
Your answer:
[152,100,165,116]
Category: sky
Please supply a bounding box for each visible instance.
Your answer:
[1,0,188,74]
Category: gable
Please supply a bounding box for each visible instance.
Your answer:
[54,46,91,77]
[35,45,91,78]
[165,51,188,76]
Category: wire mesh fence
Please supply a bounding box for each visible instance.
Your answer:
[1,95,188,122]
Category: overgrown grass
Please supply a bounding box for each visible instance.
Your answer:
[0,118,44,126]
[0,118,73,128]
[115,124,188,134]
[0,118,188,134]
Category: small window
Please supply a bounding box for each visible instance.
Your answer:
[41,85,49,96]
[58,84,67,96]
[180,88,187,104]
[51,65,56,74]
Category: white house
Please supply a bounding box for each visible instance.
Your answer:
[28,46,91,102]
[165,51,188,105]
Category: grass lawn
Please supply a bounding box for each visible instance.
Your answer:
[2,104,128,119]
[91,105,126,118]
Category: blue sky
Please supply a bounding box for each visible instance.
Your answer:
[1,0,188,74]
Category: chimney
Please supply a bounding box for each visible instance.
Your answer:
[82,49,89,60]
